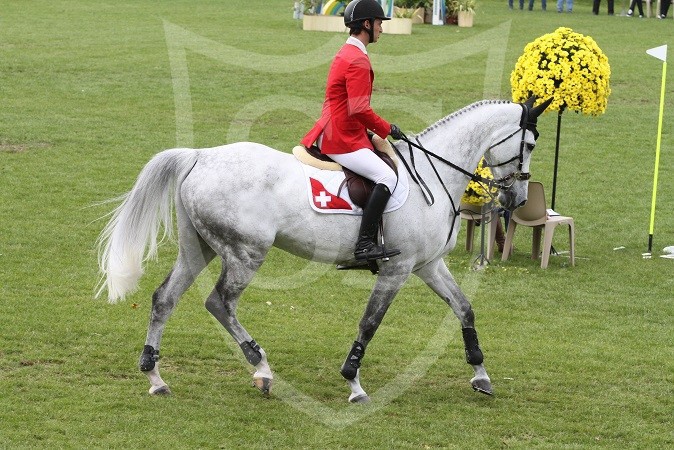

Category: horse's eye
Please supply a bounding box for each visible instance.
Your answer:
[526,143,535,151]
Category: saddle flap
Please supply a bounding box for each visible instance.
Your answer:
[343,168,374,208]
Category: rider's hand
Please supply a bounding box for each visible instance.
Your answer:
[390,124,404,140]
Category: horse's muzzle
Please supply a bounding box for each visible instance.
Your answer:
[498,192,525,212]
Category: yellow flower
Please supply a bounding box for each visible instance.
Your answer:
[511,27,611,115]
[462,158,498,206]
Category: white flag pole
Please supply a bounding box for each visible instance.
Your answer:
[646,45,668,256]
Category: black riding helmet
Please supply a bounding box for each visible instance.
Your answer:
[343,0,391,43]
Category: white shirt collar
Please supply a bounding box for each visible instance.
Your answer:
[346,36,367,55]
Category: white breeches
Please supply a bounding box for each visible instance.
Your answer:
[329,149,398,193]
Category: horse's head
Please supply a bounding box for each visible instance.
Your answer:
[483,96,552,211]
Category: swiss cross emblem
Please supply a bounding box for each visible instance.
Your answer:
[309,178,351,210]
[314,191,332,208]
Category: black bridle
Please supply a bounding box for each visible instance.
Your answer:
[391,104,537,246]
[392,104,536,207]
[482,103,539,188]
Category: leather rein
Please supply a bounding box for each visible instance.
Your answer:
[392,104,535,208]
[391,104,536,245]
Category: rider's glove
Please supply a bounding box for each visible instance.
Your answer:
[390,124,404,140]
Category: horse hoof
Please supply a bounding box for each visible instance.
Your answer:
[252,377,272,397]
[149,385,172,395]
[348,393,370,404]
[471,378,493,396]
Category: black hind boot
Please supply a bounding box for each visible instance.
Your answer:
[354,184,401,261]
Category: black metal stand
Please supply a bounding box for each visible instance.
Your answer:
[472,202,490,270]
[551,108,564,211]
[549,108,565,257]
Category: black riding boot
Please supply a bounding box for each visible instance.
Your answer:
[354,184,401,261]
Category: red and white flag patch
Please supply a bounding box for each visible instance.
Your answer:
[309,178,352,211]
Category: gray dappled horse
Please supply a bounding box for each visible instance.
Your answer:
[97,98,550,402]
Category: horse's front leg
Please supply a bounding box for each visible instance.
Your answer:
[341,270,409,403]
[414,259,493,395]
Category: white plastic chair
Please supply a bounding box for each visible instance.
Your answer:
[501,182,575,269]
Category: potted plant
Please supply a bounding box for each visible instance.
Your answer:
[384,14,413,35]
[302,1,413,35]
[457,0,475,27]
[445,0,459,25]
[420,0,433,23]
[393,0,425,24]
[301,0,320,15]
[302,0,348,33]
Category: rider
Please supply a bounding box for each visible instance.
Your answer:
[301,0,404,262]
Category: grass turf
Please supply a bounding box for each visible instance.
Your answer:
[1,0,673,447]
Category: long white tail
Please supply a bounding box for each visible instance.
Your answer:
[96,148,198,303]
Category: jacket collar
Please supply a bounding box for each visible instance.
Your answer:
[346,36,367,55]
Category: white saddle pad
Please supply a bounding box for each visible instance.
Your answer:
[300,163,409,215]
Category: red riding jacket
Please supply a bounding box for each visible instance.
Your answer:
[301,41,390,155]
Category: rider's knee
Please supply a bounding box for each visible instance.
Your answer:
[376,168,398,193]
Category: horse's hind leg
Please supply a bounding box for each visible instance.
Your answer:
[141,219,216,395]
[414,258,493,395]
[204,247,273,397]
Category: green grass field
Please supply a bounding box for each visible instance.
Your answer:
[1,0,673,447]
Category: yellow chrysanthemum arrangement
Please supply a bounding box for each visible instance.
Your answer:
[462,158,498,206]
[510,27,611,115]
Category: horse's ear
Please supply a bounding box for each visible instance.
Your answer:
[523,95,537,109]
[530,97,553,119]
